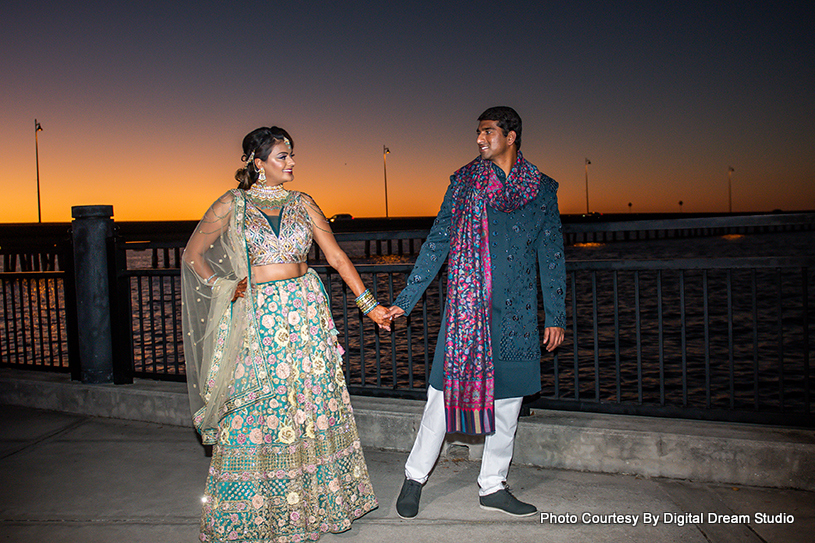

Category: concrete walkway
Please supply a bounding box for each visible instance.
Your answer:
[1,404,813,543]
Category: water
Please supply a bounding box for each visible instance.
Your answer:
[315,230,814,415]
[5,229,813,416]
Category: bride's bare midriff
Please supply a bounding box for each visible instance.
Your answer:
[251,262,308,283]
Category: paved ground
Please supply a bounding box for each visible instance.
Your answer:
[1,404,812,543]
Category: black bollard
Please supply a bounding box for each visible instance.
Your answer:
[71,205,115,384]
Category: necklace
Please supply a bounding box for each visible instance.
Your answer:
[247,182,289,209]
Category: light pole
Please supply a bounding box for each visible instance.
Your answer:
[584,158,591,214]
[35,119,43,223]
[727,166,735,213]
[383,146,390,218]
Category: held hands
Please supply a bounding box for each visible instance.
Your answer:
[366,304,392,332]
[384,306,405,320]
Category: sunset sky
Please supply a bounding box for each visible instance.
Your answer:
[2,1,812,223]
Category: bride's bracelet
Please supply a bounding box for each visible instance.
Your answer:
[204,273,217,285]
[355,289,379,315]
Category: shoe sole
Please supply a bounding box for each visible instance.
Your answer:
[479,504,538,517]
[397,511,418,520]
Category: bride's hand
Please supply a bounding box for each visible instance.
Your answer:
[366,304,391,331]
[232,277,248,302]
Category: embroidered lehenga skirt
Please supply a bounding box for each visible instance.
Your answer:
[199,270,378,542]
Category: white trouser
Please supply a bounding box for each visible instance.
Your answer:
[404,385,523,496]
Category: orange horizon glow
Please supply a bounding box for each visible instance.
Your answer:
[4,120,813,224]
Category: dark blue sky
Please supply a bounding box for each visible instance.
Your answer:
[2,1,812,221]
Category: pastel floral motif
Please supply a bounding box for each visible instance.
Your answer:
[276,362,291,380]
[261,315,274,328]
[274,329,289,346]
[328,479,340,492]
[286,491,300,505]
[294,410,307,425]
[312,356,326,375]
[230,415,244,430]
[288,311,301,325]
[251,495,265,510]
[305,421,315,438]
[249,428,263,445]
[266,415,279,429]
[278,425,296,444]
[316,415,329,431]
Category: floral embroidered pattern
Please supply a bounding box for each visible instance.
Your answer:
[199,271,377,542]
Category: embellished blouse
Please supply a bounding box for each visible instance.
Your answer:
[243,191,314,265]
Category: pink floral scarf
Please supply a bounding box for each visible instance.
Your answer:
[444,152,541,435]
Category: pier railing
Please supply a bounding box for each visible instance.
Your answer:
[1,215,813,425]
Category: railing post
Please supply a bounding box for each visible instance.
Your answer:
[58,227,82,381]
[71,205,115,384]
[109,226,134,384]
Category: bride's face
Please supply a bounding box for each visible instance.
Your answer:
[257,140,295,185]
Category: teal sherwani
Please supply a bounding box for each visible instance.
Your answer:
[393,160,567,399]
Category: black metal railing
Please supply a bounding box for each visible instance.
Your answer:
[0,272,71,372]
[536,257,813,425]
[104,254,814,425]
[1,218,813,426]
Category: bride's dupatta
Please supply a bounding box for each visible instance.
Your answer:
[181,189,251,444]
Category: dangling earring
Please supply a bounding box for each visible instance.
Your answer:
[258,168,266,182]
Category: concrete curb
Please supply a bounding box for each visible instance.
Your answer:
[2,369,813,491]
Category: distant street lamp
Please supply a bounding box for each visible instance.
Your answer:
[35,119,43,223]
[679,200,683,213]
[383,145,390,218]
[628,202,632,213]
[584,158,591,214]
[727,166,735,213]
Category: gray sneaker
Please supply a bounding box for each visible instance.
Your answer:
[396,478,423,519]
[479,487,537,517]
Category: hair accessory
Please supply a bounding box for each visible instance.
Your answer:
[246,151,255,166]
[354,289,379,315]
[283,137,291,149]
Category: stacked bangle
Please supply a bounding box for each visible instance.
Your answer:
[204,273,217,285]
[355,289,379,315]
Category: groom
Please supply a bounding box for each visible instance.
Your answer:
[386,106,567,518]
